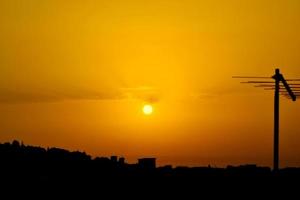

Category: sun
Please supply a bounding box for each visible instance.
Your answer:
[143,104,153,115]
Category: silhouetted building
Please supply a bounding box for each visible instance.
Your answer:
[12,140,20,148]
[119,157,125,165]
[111,156,118,163]
[138,158,156,170]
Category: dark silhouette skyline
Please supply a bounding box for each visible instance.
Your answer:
[1,140,299,197]
[1,140,300,175]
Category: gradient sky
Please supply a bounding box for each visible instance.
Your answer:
[1,0,300,167]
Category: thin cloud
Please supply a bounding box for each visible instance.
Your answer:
[120,86,161,103]
[0,86,160,104]
[0,89,125,104]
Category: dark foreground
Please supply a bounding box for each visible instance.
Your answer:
[1,141,299,198]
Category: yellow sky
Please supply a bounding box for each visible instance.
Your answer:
[0,0,300,167]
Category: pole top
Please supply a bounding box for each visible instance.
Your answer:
[273,68,282,80]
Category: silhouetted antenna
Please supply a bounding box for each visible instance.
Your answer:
[233,68,299,171]
[286,79,300,81]
[241,81,274,84]
[286,84,300,86]
[232,76,271,79]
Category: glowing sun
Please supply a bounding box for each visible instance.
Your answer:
[143,104,153,115]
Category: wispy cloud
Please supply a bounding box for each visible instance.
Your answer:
[0,89,123,104]
[0,86,160,104]
[188,86,247,101]
[120,86,161,103]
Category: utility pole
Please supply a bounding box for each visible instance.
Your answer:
[273,69,280,171]
[233,68,298,171]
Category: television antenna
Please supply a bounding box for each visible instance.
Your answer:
[233,68,299,171]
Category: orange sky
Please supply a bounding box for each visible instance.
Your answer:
[0,0,300,167]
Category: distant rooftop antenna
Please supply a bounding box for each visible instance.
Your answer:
[233,68,299,171]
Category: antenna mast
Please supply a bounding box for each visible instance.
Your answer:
[233,68,298,171]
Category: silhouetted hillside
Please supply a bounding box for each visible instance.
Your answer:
[0,140,299,197]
